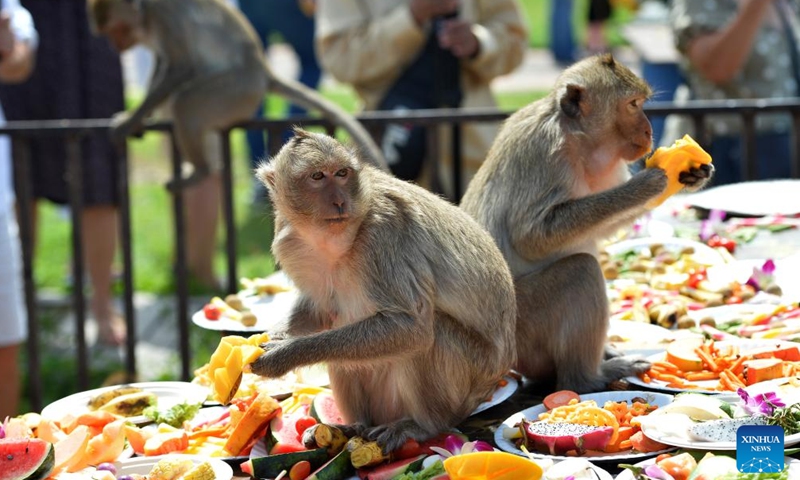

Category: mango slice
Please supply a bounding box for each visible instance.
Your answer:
[443,451,543,480]
[207,333,270,404]
[645,134,712,209]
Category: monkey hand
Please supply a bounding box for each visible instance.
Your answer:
[250,339,294,378]
[678,163,714,192]
[110,111,144,143]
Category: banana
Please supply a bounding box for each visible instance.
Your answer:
[87,385,145,411]
[98,391,157,417]
[301,424,349,456]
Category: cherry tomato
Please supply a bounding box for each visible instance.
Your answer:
[394,438,422,460]
[294,416,317,436]
[203,304,221,320]
[707,235,736,253]
[726,295,743,305]
[687,272,706,289]
[289,460,311,480]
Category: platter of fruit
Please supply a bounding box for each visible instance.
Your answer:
[615,453,800,480]
[40,381,210,426]
[192,274,298,332]
[634,390,800,451]
[494,390,677,462]
[112,455,232,480]
[625,337,800,394]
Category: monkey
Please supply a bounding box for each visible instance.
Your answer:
[460,54,713,393]
[249,128,517,453]
[86,0,387,190]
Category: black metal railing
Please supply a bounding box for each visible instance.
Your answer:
[4,97,800,411]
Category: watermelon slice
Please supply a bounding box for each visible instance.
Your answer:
[268,407,311,454]
[0,438,55,480]
[357,454,427,480]
[310,392,345,425]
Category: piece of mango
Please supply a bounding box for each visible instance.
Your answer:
[645,134,713,209]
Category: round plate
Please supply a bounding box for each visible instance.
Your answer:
[192,290,299,333]
[472,375,519,415]
[113,455,232,479]
[639,415,800,451]
[41,382,210,424]
[493,391,676,462]
[687,179,800,216]
[685,303,783,328]
[604,236,725,266]
[614,456,800,479]
[625,339,796,394]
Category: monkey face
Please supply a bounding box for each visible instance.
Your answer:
[302,166,358,228]
[616,95,653,161]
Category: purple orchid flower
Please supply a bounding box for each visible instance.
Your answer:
[746,259,777,291]
[737,387,786,416]
[700,209,726,241]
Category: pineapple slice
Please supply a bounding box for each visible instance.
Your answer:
[645,134,713,209]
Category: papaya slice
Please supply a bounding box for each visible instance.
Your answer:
[443,451,543,480]
[645,134,712,209]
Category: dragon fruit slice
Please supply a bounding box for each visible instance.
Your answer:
[689,416,768,443]
[522,421,614,455]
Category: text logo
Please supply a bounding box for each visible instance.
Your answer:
[737,425,785,473]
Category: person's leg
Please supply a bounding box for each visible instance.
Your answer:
[184,172,221,290]
[82,205,124,345]
[0,343,21,418]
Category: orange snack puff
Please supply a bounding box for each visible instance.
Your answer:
[644,134,712,209]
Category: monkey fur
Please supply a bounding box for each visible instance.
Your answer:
[251,128,516,452]
[87,0,387,190]
[460,54,713,393]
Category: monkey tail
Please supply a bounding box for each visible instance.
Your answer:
[268,75,389,172]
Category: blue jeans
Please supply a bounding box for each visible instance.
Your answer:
[708,132,793,186]
[238,0,322,168]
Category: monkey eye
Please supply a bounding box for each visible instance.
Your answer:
[334,168,349,178]
[311,172,324,180]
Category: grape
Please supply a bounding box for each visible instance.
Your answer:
[96,463,117,474]
[116,475,134,480]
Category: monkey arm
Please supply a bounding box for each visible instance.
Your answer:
[270,295,327,338]
[460,0,528,83]
[251,309,434,378]
[510,169,667,259]
[126,60,193,125]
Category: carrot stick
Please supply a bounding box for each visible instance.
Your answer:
[653,361,682,373]
[695,347,720,372]
[685,371,719,381]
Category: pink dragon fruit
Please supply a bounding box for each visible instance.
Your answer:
[521,421,614,455]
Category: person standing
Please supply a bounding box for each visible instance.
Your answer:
[0,0,126,345]
[0,0,36,418]
[315,0,528,199]
[665,0,799,185]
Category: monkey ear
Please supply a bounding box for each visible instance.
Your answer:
[559,84,586,118]
[255,162,276,189]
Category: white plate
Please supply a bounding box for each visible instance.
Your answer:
[604,236,726,266]
[640,415,800,451]
[192,290,299,333]
[614,456,800,479]
[686,303,783,328]
[687,179,800,216]
[494,391,676,462]
[472,375,519,415]
[625,339,796,394]
[41,382,210,424]
[113,455,232,479]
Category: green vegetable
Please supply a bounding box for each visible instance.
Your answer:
[394,460,445,480]
[142,401,202,428]
[718,472,787,480]
[766,402,800,436]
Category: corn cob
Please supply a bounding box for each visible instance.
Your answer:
[179,461,216,480]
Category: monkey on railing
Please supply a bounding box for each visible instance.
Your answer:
[87,0,387,191]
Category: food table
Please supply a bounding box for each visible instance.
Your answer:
[8,181,800,480]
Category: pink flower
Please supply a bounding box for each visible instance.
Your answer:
[737,387,785,416]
